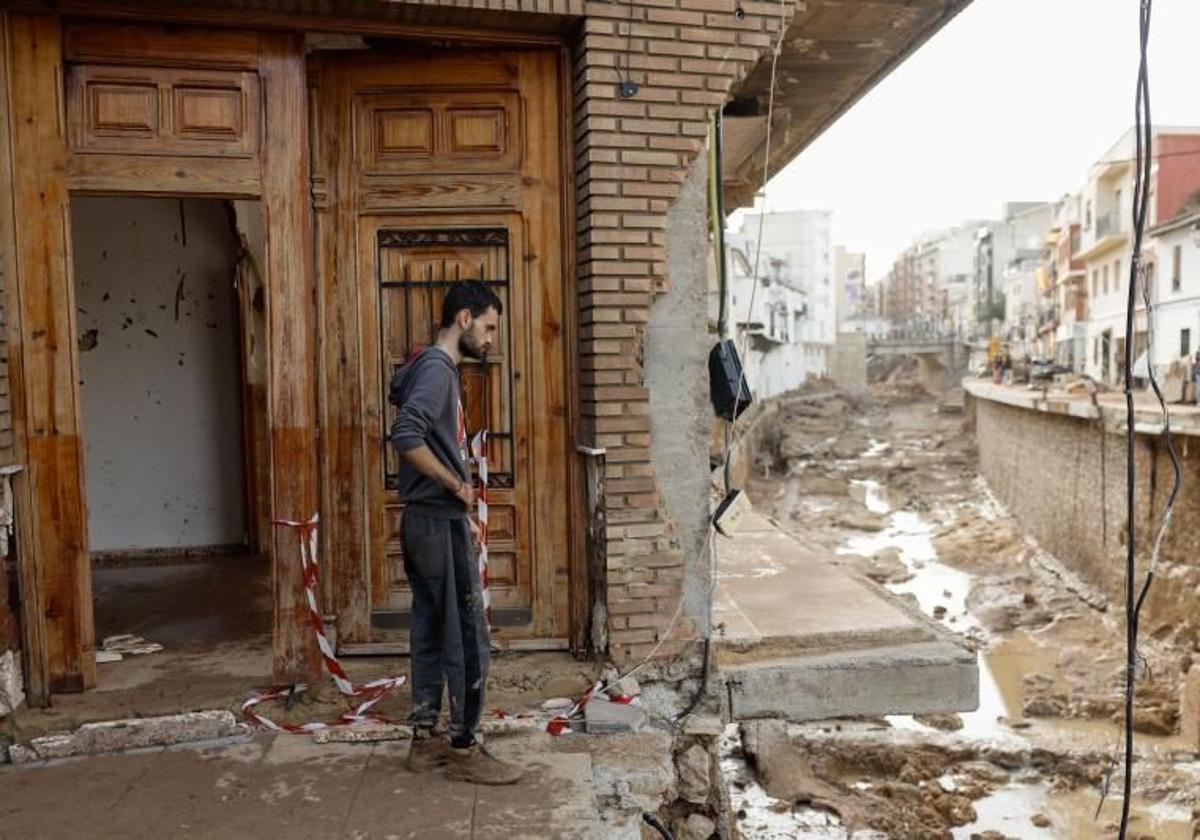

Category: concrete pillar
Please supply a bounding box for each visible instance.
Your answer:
[1182,666,1200,751]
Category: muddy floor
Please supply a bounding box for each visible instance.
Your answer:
[729,379,1200,839]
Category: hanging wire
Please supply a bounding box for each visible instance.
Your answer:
[1109,3,1158,836]
[598,0,790,709]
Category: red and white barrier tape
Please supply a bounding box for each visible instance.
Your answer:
[242,515,407,733]
[527,681,636,736]
[470,431,491,626]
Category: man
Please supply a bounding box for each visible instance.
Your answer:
[389,280,522,785]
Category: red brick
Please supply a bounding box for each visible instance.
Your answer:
[621,149,680,166]
[644,71,706,90]
[619,118,679,135]
[624,54,679,72]
[678,26,738,45]
[648,40,708,59]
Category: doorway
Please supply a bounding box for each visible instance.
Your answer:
[317,47,574,650]
[70,196,270,690]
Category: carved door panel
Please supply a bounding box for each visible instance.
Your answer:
[320,50,570,649]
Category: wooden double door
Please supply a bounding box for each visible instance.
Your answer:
[317,49,572,650]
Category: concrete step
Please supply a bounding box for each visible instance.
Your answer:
[722,640,978,721]
[714,512,979,722]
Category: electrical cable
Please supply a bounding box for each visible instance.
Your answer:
[641,812,675,840]
[1114,4,1157,836]
[597,0,788,715]
[613,0,639,99]
[713,109,730,342]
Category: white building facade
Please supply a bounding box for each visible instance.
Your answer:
[721,234,812,399]
[731,210,836,386]
[1148,210,1200,380]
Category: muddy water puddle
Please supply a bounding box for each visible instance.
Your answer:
[724,477,1193,839]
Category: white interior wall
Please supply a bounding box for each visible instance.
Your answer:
[72,197,246,553]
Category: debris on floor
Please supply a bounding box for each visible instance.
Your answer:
[100,634,164,658]
[6,710,246,765]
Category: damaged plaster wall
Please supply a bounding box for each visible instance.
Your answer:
[647,153,715,637]
[71,197,246,553]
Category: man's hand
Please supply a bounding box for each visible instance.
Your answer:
[401,445,477,511]
[467,516,482,551]
[450,478,477,511]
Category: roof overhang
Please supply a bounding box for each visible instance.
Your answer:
[1149,209,1200,238]
[722,0,972,210]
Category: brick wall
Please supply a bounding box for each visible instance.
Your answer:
[971,395,1200,647]
[568,0,793,662]
[421,0,794,662]
[428,0,798,662]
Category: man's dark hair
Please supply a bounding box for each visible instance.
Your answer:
[440,280,503,328]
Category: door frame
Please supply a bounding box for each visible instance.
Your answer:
[314,44,584,654]
[1,12,586,704]
[0,15,324,698]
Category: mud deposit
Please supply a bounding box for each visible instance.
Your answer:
[726,382,1200,839]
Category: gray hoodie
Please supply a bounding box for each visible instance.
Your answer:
[389,347,470,519]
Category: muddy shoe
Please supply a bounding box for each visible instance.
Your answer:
[444,742,524,785]
[405,732,454,773]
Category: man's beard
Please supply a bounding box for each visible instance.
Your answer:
[459,330,488,361]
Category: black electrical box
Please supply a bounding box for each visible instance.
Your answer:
[708,339,752,421]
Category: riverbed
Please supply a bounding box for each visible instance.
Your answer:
[724,386,1198,839]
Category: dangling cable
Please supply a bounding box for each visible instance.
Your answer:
[1115,4,1155,836]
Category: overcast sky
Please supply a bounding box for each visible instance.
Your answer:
[750,0,1200,284]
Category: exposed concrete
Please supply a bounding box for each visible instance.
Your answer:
[0,730,631,838]
[1182,667,1200,751]
[964,376,1200,435]
[725,641,978,721]
[829,331,868,394]
[965,378,1200,643]
[7,710,246,765]
[583,694,650,734]
[915,355,951,393]
[649,152,717,635]
[714,511,978,720]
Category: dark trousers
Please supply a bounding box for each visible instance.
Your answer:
[401,509,490,745]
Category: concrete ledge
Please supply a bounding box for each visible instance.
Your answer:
[723,641,980,721]
[962,379,1101,420]
[7,710,248,765]
[963,377,1200,436]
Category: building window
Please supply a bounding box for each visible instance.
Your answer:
[1085,201,1093,229]
[1173,244,1182,292]
[1102,265,1109,295]
[1094,337,1100,364]
[1092,270,1098,299]
[1113,259,1121,293]
[1182,328,1191,358]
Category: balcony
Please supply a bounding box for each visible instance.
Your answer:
[1095,212,1121,239]
[1077,212,1128,261]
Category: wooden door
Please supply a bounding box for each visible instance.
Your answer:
[318,50,571,650]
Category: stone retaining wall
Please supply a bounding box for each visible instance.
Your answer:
[967,392,1200,645]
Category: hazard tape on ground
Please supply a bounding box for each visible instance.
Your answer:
[242,515,407,734]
